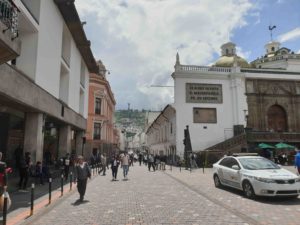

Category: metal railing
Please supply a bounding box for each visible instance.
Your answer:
[0,0,19,40]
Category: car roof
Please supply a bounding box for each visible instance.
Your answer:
[225,156,263,159]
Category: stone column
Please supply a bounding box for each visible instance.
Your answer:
[75,130,85,156]
[24,113,44,163]
[58,125,72,158]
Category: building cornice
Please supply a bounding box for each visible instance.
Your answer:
[89,73,116,105]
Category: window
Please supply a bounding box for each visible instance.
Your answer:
[219,158,231,167]
[227,158,240,169]
[61,25,71,66]
[95,98,101,114]
[271,47,275,52]
[79,89,84,115]
[59,64,70,104]
[93,123,101,140]
[80,60,85,87]
[170,123,173,134]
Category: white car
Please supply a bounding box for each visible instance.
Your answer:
[213,154,300,198]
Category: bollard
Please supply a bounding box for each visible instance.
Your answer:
[2,187,8,225]
[49,178,52,204]
[203,162,205,174]
[61,174,64,196]
[30,183,35,216]
[180,164,181,172]
[70,172,73,191]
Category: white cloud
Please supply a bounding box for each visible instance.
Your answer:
[236,47,251,61]
[278,27,300,43]
[297,49,300,54]
[75,0,255,109]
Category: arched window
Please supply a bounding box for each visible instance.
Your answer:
[226,49,229,55]
[271,47,275,51]
[267,105,288,132]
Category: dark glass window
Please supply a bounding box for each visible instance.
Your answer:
[95,98,101,114]
[219,158,230,167]
[227,158,240,169]
[93,123,101,140]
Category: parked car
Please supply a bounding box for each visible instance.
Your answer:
[213,153,300,199]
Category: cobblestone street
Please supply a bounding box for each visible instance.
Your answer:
[23,165,300,225]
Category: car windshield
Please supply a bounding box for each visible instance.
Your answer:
[238,158,280,170]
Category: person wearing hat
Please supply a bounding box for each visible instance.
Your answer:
[74,156,91,202]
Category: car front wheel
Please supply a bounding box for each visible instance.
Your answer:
[214,175,222,188]
[243,181,255,199]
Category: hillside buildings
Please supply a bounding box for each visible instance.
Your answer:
[0,0,99,165]
[146,40,300,158]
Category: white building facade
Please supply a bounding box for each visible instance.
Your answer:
[146,105,176,159]
[0,0,99,164]
[172,41,300,157]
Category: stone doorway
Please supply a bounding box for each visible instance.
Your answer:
[267,105,288,132]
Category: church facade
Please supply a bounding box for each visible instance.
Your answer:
[171,41,300,157]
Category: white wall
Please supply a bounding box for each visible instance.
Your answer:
[174,72,246,156]
[16,32,38,80]
[35,0,62,98]
[29,0,89,118]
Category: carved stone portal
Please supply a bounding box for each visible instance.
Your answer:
[246,79,300,132]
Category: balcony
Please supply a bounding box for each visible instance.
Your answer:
[0,0,21,64]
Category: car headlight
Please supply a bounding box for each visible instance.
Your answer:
[254,177,276,183]
[295,177,300,182]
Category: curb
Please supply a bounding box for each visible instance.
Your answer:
[7,172,100,225]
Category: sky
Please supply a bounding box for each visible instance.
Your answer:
[75,0,300,110]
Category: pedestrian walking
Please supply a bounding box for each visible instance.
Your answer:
[120,152,130,180]
[18,152,31,190]
[0,152,12,210]
[138,153,142,166]
[100,153,107,176]
[130,154,134,167]
[160,155,166,170]
[90,149,100,170]
[148,154,155,171]
[34,161,44,185]
[0,152,12,193]
[74,156,91,202]
[294,149,300,175]
[63,153,71,180]
[110,155,120,181]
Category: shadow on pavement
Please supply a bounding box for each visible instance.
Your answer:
[218,185,300,205]
[72,199,89,206]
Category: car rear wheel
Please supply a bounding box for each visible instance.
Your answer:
[243,181,255,199]
[214,175,222,188]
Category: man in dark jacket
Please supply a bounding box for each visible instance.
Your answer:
[74,156,91,202]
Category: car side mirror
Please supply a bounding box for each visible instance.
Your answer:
[232,165,240,170]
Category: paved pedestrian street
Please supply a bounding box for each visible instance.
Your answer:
[24,165,300,225]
